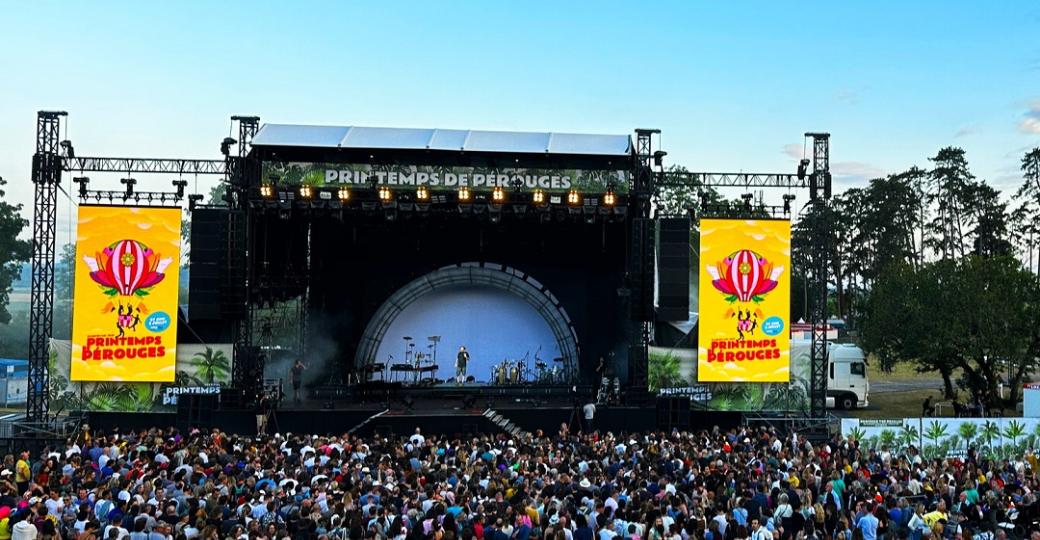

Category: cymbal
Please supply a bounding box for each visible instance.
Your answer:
[552,357,565,362]
[402,336,413,341]
[428,336,441,342]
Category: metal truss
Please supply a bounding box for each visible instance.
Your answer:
[27,111,66,422]
[658,172,807,189]
[63,156,226,175]
[807,133,831,418]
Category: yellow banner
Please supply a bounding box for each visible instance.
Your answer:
[71,206,181,382]
[697,219,790,382]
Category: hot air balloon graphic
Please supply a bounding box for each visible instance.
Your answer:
[83,239,172,337]
[706,249,784,340]
[706,249,783,304]
[83,239,173,297]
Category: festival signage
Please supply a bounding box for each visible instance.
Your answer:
[262,162,629,194]
[71,206,181,382]
[697,219,791,382]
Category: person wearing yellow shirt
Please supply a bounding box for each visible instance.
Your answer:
[14,452,30,495]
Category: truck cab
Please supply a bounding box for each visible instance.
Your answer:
[826,343,870,409]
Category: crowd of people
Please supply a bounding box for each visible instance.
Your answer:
[0,421,1037,540]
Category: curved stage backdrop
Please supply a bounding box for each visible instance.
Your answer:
[373,284,561,382]
[253,212,631,386]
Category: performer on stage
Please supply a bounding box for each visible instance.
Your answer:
[456,346,469,384]
[290,359,307,404]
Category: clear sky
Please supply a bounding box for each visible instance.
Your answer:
[2,1,1039,245]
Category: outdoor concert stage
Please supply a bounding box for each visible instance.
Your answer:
[81,400,735,437]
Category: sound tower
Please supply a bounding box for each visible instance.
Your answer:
[188,208,228,320]
[657,217,690,321]
[629,218,655,321]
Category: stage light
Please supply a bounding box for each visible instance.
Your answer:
[653,150,667,167]
[567,189,581,206]
[458,187,472,202]
[338,187,351,201]
[260,183,274,198]
[220,137,237,156]
[172,179,187,199]
[416,185,430,201]
[782,194,796,215]
[533,189,546,205]
[378,186,393,202]
[603,190,616,207]
[73,177,89,198]
[60,140,75,159]
[700,192,710,213]
[299,184,313,199]
[492,186,506,203]
[797,158,810,180]
[120,177,136,199]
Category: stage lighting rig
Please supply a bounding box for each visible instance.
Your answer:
[120,177,136,199]
[378,185,393,202]
[73,177,89,198]
[740,193,753,213]
[172,179,187,199]
[782,194,796,215]
[337,187,351,201]
[458,186,472,202]
[653,150,667,168]
[416,185,430,201]
[260,183,275,198]
[532,189,546,205]
[299,184,314,199]
[220,137,237,156]
[492,186,506,203]
[603,181,617,207]
[567,189,581,206]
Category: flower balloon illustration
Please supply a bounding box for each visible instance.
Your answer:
[706,249,783,303]
[83,239,173,297]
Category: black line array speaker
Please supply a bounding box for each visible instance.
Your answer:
[188,208,230,321]
[176,394,217,432]
[656,396,690,430]
[657,217,690,321]
[629,218,655,321]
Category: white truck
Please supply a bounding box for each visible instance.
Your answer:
[825,342,870,409]
[791,340,870,409]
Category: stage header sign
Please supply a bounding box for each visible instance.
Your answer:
[697,219,791,383]
[71,206,181,382]
[262,162,629,194]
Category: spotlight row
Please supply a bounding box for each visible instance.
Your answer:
[259,183,619,207]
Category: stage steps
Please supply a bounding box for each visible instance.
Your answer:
[483,408,529,439]
[347,408,390,435]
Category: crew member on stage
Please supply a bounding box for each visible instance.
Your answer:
[456,346,469,384]
[290,359,307,404]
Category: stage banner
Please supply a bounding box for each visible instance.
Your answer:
[262,162,629,194]
[697,219,791,382]
[71,206,181,382]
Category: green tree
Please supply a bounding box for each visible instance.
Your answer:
[1004,420,1027,450]
[924,420,949,458]
[899,423,920,451]
[958,422,978,453]
[189,347,231,384]
[981,420,1000,453]
[648,351,682,392]
[0,178,31,326]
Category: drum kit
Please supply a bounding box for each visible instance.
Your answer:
[386,335,441,384]
[490,349,570,385]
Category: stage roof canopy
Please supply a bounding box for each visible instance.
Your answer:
[251,124,633,157]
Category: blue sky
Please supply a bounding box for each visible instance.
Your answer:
[2,1,1039,245]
